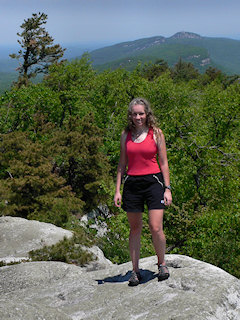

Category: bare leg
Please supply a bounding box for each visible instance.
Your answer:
[127,212,142,272]
[148,209,166,265]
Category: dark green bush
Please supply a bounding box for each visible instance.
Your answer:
[29,230,95,266]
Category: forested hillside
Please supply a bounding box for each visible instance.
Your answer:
[90,32,240,74]
[0,55,239,278]
[2,31,240,93]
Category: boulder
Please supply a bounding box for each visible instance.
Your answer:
[0,255,240,320]
[0,216,73,263]
[80,204,111,237]
[80,245,113,271]
[0,216,112,269]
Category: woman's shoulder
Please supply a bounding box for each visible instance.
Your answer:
[120,129,129,143]
[152,127,164,144]
[152,126,163,133]
[150,126,163,136]
[121,129,130,137]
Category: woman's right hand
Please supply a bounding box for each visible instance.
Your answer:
[114,191,122,207]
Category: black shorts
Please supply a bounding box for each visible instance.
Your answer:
[122,172,165,212]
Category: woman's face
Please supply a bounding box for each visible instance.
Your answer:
[131,104,147,128]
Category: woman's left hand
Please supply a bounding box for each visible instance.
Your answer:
[164,189,172,206]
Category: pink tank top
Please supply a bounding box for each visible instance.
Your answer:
[126,128,160,175]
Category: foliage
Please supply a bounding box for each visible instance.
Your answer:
[0,84,61,133]
[10,12,65,86]
[171,58,200,81]
[44,55,96,126]
[29,231,95,266]
[141,59,169,81]
[0,131,83,226]
[179,206,240,279]
[46,114,111,212]
[0,55,239,278]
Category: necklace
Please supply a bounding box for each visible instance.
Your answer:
[132,128,148,143]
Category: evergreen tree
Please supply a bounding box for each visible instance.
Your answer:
[47,114,111,212]
[171,58,199,81]
[142,59,169,81]
[10,12,65,87]
[0,131,83,226]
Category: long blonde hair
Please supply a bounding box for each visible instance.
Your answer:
[126,97,162,143]
[126,97,156,130]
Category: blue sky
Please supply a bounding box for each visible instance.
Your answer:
[1,0,240,48]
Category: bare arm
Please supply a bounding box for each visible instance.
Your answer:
[155,129,172,206]
[114,131,128,207]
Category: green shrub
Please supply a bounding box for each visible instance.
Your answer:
[178,206,240,279]
[29,230,95,266]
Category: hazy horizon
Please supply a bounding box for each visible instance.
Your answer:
[1,29,240,62]
[1,31,240,50]
[1,0,240,47]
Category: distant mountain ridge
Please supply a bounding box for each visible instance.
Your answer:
[89,31,240,74]
[1,31,240,92]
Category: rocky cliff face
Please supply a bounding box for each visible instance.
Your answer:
[170,31,202,39]
[0,216,240,320]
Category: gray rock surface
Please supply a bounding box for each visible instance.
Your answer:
[0,217,240,319]
[80,245,113,271]
[0,216,73,263]
[0,255,240,320]
[0,216,113,269]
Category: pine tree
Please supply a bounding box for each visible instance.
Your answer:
[10,12,65,87]
[171,58,199,81]
[0,131,83,226]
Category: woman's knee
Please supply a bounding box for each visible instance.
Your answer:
[148,209,164,234]
[149,223,163,233]
[149,222,164,236]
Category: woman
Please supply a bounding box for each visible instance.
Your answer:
[114,97,172,286]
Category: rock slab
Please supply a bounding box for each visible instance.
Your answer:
[0,255,240,320]
[0,216,240,319]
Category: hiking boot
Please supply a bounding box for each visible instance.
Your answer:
[128,270,142,286]
[158,264,170,281]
